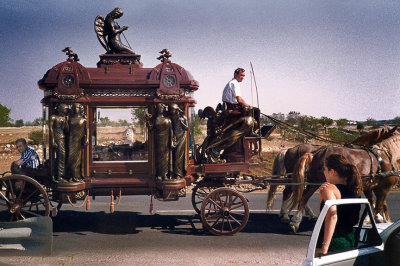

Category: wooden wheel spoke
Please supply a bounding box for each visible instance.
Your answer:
[227,218,233,231]
[229,211,245,216]
[216,193,224,208]
[207,213,222,221]
[220,216,225,232]
[22,188,40,204]
[205,207,219,212]
[228,214,242,225]
[210,216,222,227]
[0,191,11,204]
[16,180,26,201]
[18,212,26,220]
[230,202,245,210]
[20,209,42,217]
[7,178,16,201]
[231,195,239,204]
[208,198,222,209]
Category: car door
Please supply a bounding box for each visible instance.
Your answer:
[302,198,384,266]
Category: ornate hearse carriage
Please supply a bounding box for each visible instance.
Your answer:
[0,8,267,235]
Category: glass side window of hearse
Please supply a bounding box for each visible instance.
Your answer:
[313,201,383,263]
[92,107,148,162]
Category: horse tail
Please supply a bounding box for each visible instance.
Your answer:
[266,150,287,210]
[288,152,313,211]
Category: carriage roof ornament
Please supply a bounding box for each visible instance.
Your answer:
[94,7,135,54]
[157,49,172,62]
[62,47,79,62]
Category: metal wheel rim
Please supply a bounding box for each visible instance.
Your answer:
[200,187,249,236]
[0,174,50,221]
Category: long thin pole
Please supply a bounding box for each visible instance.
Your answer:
[250,62,261,136]
[250,70,254,106]
[250,62,260,110]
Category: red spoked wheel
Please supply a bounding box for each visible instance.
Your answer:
[200,187,249,235]
[0,174,50,221]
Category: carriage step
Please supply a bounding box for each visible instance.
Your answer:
[0,216,52,256]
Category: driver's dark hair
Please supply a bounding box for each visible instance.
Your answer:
[324,154,362,196]
[15,138,27,145]
[234,68,245,76]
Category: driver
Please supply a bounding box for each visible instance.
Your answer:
[222,68,250,111]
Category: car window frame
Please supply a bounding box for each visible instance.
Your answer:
[303,198,384,266]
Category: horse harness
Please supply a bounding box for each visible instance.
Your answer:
[360,146,398,182]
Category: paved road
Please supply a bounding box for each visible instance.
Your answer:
[1,192,399,265]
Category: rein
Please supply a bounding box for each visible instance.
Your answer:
[261,113,343,145]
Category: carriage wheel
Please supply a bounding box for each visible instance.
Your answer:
[0,174,50,221]
[192,185,215,214]
[200,187,249,236]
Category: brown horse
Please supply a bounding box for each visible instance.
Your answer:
[288,128,400,233]
[266,144,322,222]
[266,126,398,224]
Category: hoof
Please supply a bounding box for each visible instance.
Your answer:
[290,224,298,234]
[363,215,371,225]
[375,213,384,223]
[280,215,290,224]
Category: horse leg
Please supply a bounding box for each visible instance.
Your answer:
[267,150,286,211]
[290,185,319,233]
[373,188,387,223]
[383,200,391,223]
[304,203,318,221]
[363,188,375,209]
[266,185,278,211]
[374,186,392,223]
[280,186,293,223]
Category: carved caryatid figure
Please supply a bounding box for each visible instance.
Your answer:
[152,103,172,181]
[67,103,88,182]
[50,103,69,181]
[169,103,188,179]
[94,8,135,54]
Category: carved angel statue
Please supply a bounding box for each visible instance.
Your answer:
[94,7,135,54]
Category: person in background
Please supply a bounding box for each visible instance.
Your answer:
[315,154,362,255]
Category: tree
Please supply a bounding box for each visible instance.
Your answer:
[0,104,11,127]
[131,108,147,128]
[392,116,400,125]
[271,112,285,121]
[118,119,130,126]
[318,116,334,134]
[99,116,111,126]
[336,118,348,129]
[32,117,43,126]
[365,117,377,127]
[15,119,24,127]
[286,111,300,125]
[356,122,364,132]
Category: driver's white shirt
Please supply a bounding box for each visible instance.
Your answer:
[222,78,242,104]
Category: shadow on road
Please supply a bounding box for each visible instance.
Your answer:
[52,211,315,236]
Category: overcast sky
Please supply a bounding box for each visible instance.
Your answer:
[1,0,400,122]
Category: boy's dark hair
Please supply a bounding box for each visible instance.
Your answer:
[15,138,27,145]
